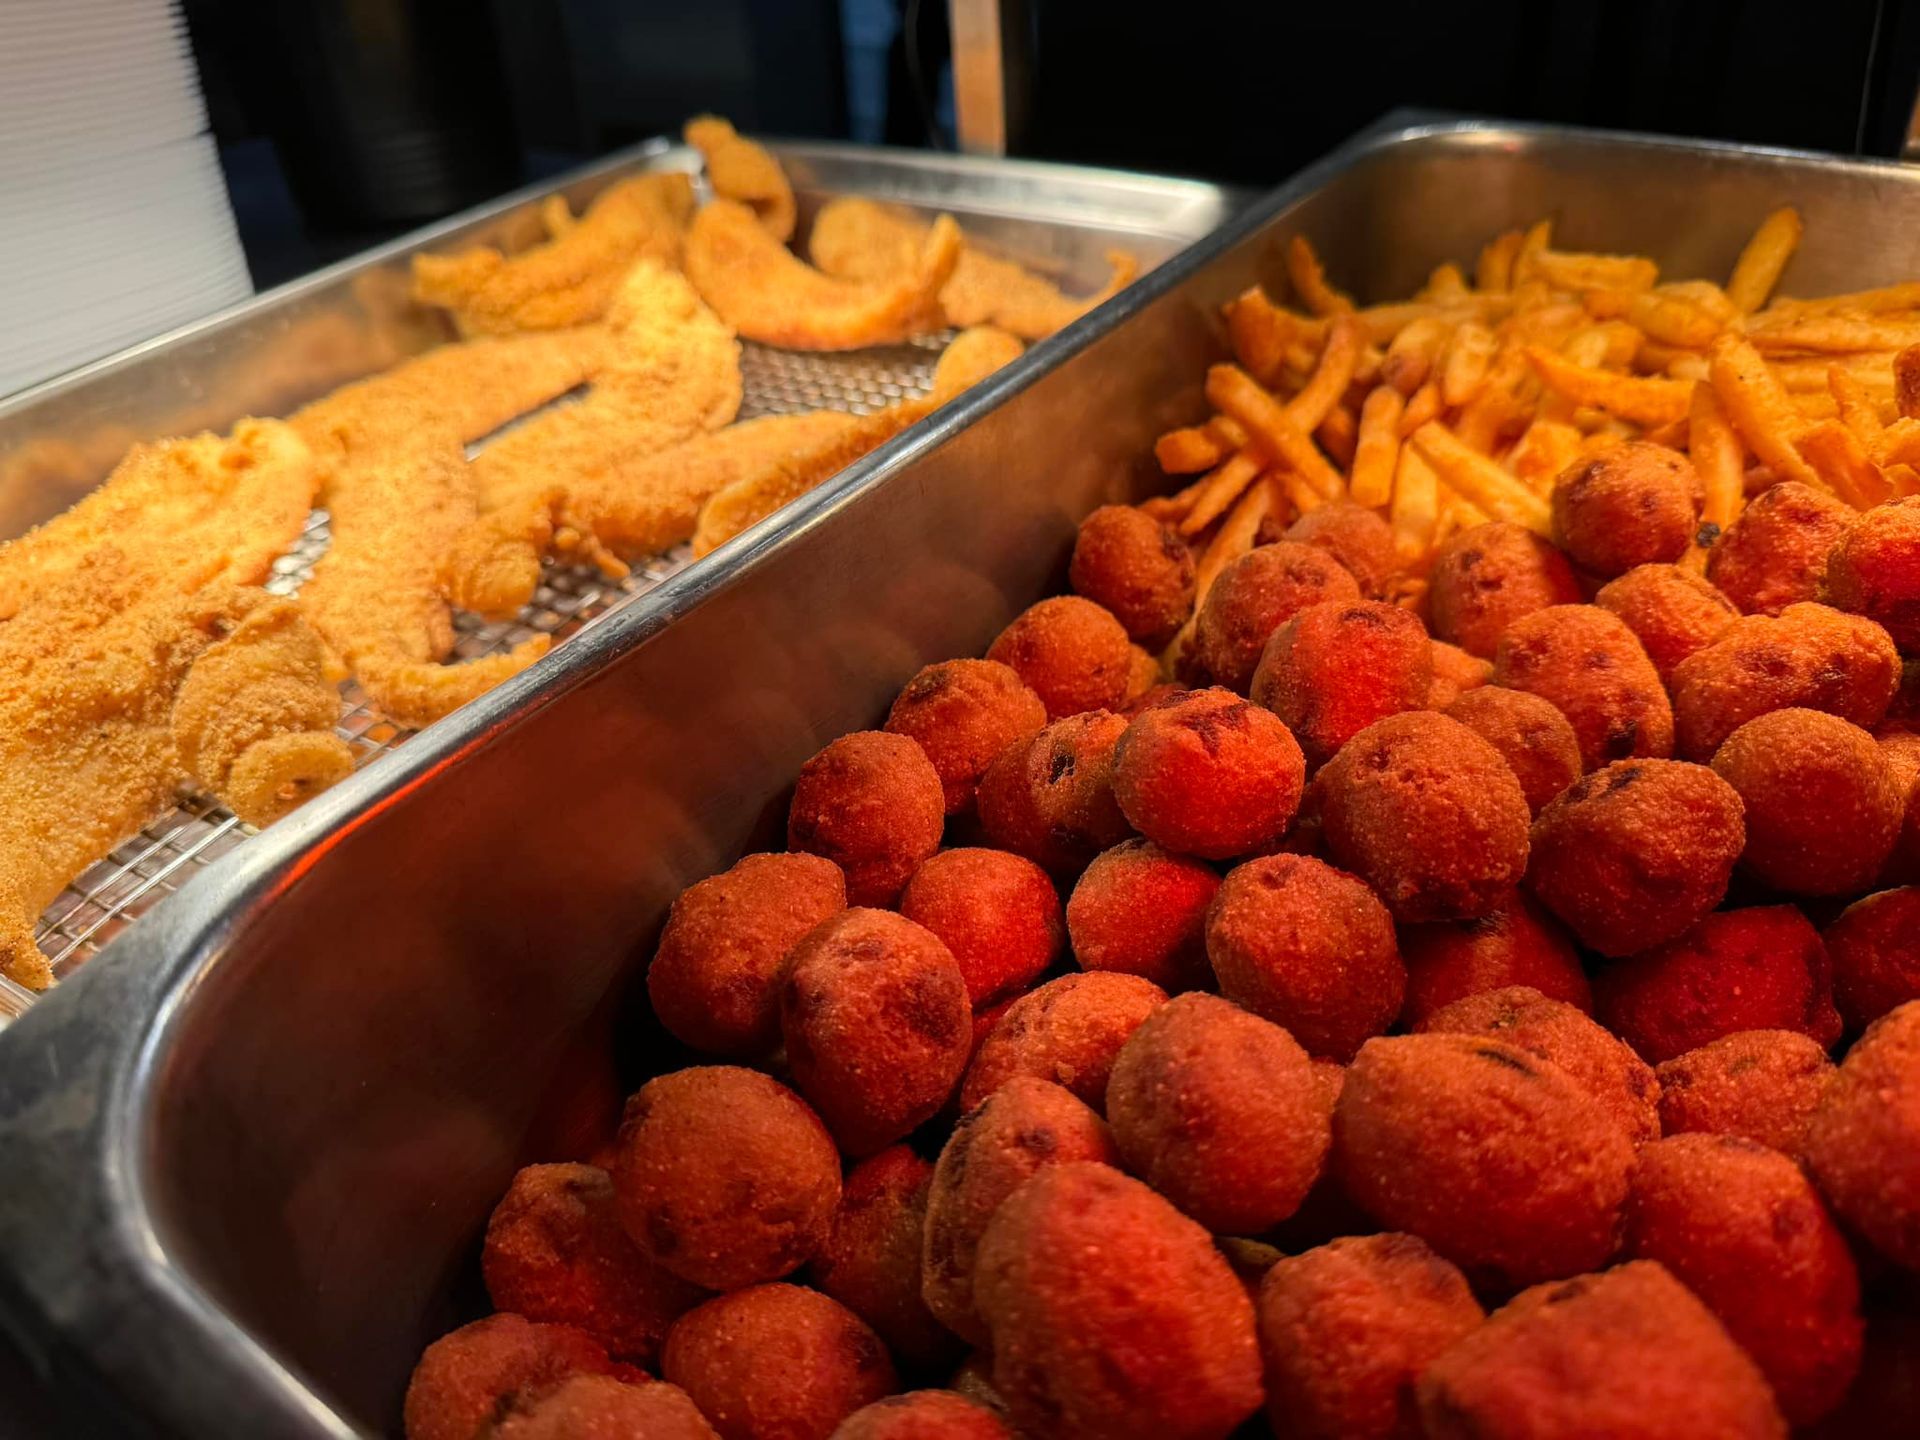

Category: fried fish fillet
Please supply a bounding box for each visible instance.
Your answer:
[809,196,1141,340]
[0,419,318,621]
[692,325,1023,556]
[684,197,961,350]
[685,115,796,242]
[410,172,696,336]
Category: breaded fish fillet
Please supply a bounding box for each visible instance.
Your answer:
[685,115,796,242]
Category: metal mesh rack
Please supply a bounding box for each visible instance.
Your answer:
[24,334,950,991]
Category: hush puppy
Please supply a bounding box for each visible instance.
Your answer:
[1398,893,1592,1028]
[810,1147,958,1369]
[1286,501,1402,598]
[1654,1030,1837,1162]
[1491,605,1674,771]
[976,711,1132,874]
[1707,479,1853,616]
[829,1391,1011,1440]
[1805,1001,1920,1273]
[1427,521,1581,660]
[1194,541,1360,693]
[1069,505,1197,649]
[1251,600,1434,768]
[1550,442,1704,577]
[885,660,1047,816]
[959,971,1166,1112]
[1442,686,1582,815]
[1594,563,1739,683]
[403,1315,616,1440]
[1823,885,1920,1029]
[898,849,1063,1007]
[987,596,1133,720]
[790,732,945,906]
[1111,687,1305,859]
[1824,495,1920,650]
[488,1376,719,1440]
[1066,839,1219,992]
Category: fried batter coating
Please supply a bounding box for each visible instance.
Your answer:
[1417,985,1659,1146]
[1594,906,1842,1063]
[1823,885,1920,1029]
[789,732,946,907]
[1195,541,1361,694]
[975,711,1132,875]
[1805,1001,1920,1273]
[1708,479,1853,616]
[1334,1034,1634,1290]
[1525,760,1744,957]
[923,1076,1117,1344]
[685,116,796,241]
[663,1285,898,1440]
[972,1163,1263,1440]
[1442,687,1581,815]
[403,1314,616,1440]
[488,1374,719,1440]
[899,848,1063,1007]
[1255,1233,1484,1440]
[1877,727,1920,883]
[1824,495,1920,649]
[781,908,972,1155]
[646,852,847,1057]
[1398,893,1591,1028]
[1549,442,1703,577]
[1711,709,1903,895]
[1285,501,1402,599]
[1252,601,1433,768]
[1593,563,1738,684]
[410,172,695,335]
[610,1066,840,1290]
[1426,640,1492,709]
[959,972,1166,1112]
[1069,505,1196,648]
[1205,854,1404,1061]
[1491,605,1674,771]
[810,1146,958,1369]
[986,596,1134,721]
[1427,522,1580,660]
[1106,992,1330,1234]
[1670,602,1900,760]
[484,1163,707,1366]
[1655,1030,1836,1161]
[1066,838,1219,991]
[1111,687,1305,860]
[1623,1134,1861,1424]
[1414,1262,1786,1440]
[829,1391,1010,1439]
[1316,712,1531,923]
[885,660,1047,816]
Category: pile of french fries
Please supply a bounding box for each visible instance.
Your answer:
[1146,209,1920,640]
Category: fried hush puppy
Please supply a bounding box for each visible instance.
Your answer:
[829,1391,1011,1440]
[1068,505,1196,649]
[1414,1261,1787,1440]
[1417,986,1660,1147]
[1707,478,1854,617]
[610,1066,841,1291]
[986,595,1133,719]
[483,1164,707,1367]
[1426,640,1492,709]
[1255,1233,1484,1440]
[898,848,1063,1008]
[663,1284,897,1440]
[1110,687,1304,860]
[810,1146,958,1369]
[1251,600,1433,768]
[1105,992,1331,1234]
[1333,1034,1634,1290]
[959,971,1166,1112]
[1284,501,1402,598]
[1623,1133,1862,1425]
[1594,906,1842,1064]
[1525,759,1744,957]
[1205,854,1405,1061]
[1442,687,1581,816]
[1655,1030,1837,1162]
[1710,709,1903,895]
[1065,838,1219,992]
[488,1375,720,1440]
[1824,495,1920,650]
[1805,1001,1920,1273]
[781,909,972,1156]
[403,1314,617,1440]
[1491,604,1674,771]
[647,852,847,1058]
[1194,541,1360,694]
[885,660,1046,816]
[1427,521,1581,661]
[1876,727,1920,882]
[1550,442,1703,579]
[922,1076,1117,1345]
[976,710,1132,875]
[971,1162,1264,1440]
[789,732,945,906]
[1398,893,1592,1028]
[1669,601,1899,760]
[1824,885,1920,1029]
[1315,711,1531,923]
[1593,563,1738,684]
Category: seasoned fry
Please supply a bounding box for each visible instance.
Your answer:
[1423,263,1470,303]
[1533,250,1659,293]
[1513,220,1552,284]
[1727,206,1802,313]
[1179,450,1264,537]
[1389,443,1441,559]
[1194,480,1273,602]
[1399,381,1443,436]
[1525,345,1692,427]
[1684,382,1745,571]
[1224,287,1297,384]
[1409,422,1552,532]
[1508,417,1584,492]
[1476,228,1524,292]
[1204,365,1345,500]
[1350,387,1405,508]
[1155,424,1231,475]
[1382,316,1453,395]
[1441,323,1498,407]
[1707,334,1823,488]
[1797,421,1894,509]
[1747,314,1920,355]
[1286,235,1353,316]
[684,115,796,242]
[1829,365,1887,449]
[1287,316,1366,432]
[1771,279,1920,314]
[1317,404,1359,470]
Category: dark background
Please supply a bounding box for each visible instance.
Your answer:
[179,0,1920,289]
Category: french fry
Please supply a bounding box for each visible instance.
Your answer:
[1139,470,1209,523]
[1512,220,1552,285]
[1316,404,1358,470]
[1747,314,1920,355]
[1709,334,1825,489]
[1382,316,1453,395]
[1660,351,1711,384]
[1534,250,1659,293]
[1504,299,1590,350]
[1476,229,1525,293]
[1224,287,1296,385]
[1897,344,1920,419]
[1887,463,1920,495]
[1765,280,1920,315]
[1612,290,1722,348]
[1195,479,1272,601]
[1685,382,1746,573]
[1642,416,1688,448]
[1287,234,1354,317]
[1398,380,1443,436]
[1830,364,1887,450]
[1455,345,1535,453]
[1178,448,1264,536]
[1205,364,1346,500]
[1797,421,1894,508]
[1727,207,1803,313]
[1423,263,1470,303]
[1350,387,1405,507]
[1155,424,1229,475]
[1286,316,1366,432]
[1441,323,1498,407]
[1523,345,1692,427]
[1409,422,1552,532]
[1655,280,1738,325]
[1790,393,1841,422]
[1880,418,1920,467]
[1389,443,1441,559]
[1508,417,1584,492]
[1276,469,1325,516]
[1769,354,1897,391]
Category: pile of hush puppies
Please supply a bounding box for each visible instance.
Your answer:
[402,441,1920,1440]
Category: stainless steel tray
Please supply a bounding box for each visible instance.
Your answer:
[5,119,1918,1437]
[0,140,1237,1009]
